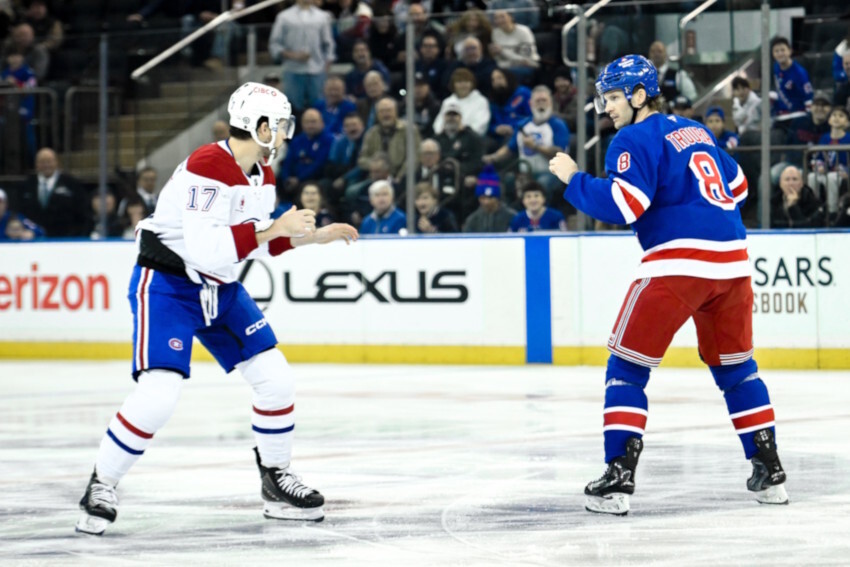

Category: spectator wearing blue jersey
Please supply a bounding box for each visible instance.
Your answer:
[414,183,458,234]
[360,180,406,234]
[705,107,739,153]
[809,106,850,219]
[833,53,850,109]
[345,40,391,100]
[509,181,566,232]
[770,36,813,128]
[0,188,43,241]
[312,75,357,136]
[832,28,850,85]
[488,68,531,146]
[278,109,334,201]
[327,113,366,204]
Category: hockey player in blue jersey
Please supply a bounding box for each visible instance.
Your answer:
[75,82,358,535]
[549,55,788,515]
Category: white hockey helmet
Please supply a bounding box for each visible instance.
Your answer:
[227,82,295,153]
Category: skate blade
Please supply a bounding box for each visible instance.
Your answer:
[584,493,630,516]
[263,502,324,522]
[75,512,111,535]
[754,483,789,505]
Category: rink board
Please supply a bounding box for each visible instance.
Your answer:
[0,232,848,368]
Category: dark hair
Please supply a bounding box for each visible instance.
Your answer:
[420,29,444,52]
[229,116,269,140]
[770,36,791,51]
[521,181,546,197]
[449,67,476,91]
[352,39,370,52]
[342,111,362,122]
[298,181,325,208]
[731,77,750,90]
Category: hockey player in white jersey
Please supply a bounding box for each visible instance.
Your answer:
[76,82,358,535]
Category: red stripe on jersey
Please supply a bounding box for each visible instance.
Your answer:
[642,248,749,264]
[186,143,252,187]
[619,183,647,219]
[231,223,259,260]
[116,412,154,439]
[732,407,775,431]
[730,176,748,198]
[253,404,294,416]
[269,236,293,257]
[603,410,647,430]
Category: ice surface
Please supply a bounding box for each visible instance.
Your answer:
[1,361,848,566]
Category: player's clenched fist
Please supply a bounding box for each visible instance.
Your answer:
[275,205,317,237]
[549,152,579,185]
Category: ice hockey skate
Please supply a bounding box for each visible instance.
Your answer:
[584,437,643,515]
[75,470,118,535]
[254,447,324,521]
[747,428,789,505]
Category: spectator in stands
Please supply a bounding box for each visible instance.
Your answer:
[121,199,147,240]
[455,36,497,95]
[789,91,830,146]
[415,138,457,199]
[1,23,48,80]
[648,40,696,103]
[0,187,43,241]
[22,0,62,52]
[360,180,407,234]
[704,107,739,152]
[770,36,813,135]
[328,112,366,202]
[552,68,578,134]
[335,0,372,57]
[278,109,334,200]
[833,52,850,109]
[832,24,850,85]
[313,75,357,136]
[731,76,762,137]
[509,181,567,232]
[269,0,336,112]
[15,148,88,237]
[434,104,484,217]
[346,152,392,222]
[432,0,487,19]
[369,9,402,73]
[445,8,490,60]
[358,97,420,188]
[483,85,569,198]
[118,166,159,218]
[433,67,490,136]
[357,70,388,129]
[489,10,539,84]
[669,94,699,122]
[462,165,515,233]
[397,2,445,64]
[414,182,458,233]
[411,71,441,138]
[488,67,531,147]
[771,165,825,228]
[212,119,229,142]
[489,0,540,30]
[809,106,850,220]
[298,182,335,227]
[834,190,850,227]
[1,50,37,164]
[346,39,390,100]
[89,191,125,239]
[416,30,450,98]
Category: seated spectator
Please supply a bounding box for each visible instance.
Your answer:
[648,40,696,104]
[455,36,497,95]
[410,71,442,138]
[445,8,491,60]
[397,2,446,63]
[121,199,147,240]
[15,147,88,237]
[360,180,407,234]
[369,10,402,73]
[509,181,567,232]
[809,106,850,220]
[0,23,48,80]
[704,107,739,152]
[416,30,450,98]
[89,192,125,239]
[0,187,43,241]
[833,191,850,227]
[22,0,63,52]
[488,68,532,146]
[488,0,539,30]
[335,0,372,57]
[358,96,421,186]
[731,76,762,137]
[414,182,458,233]
[489,10,539,84]
[463,165,515,233]
[771,165,825,228]
[433,68,490,136]
[834,53,850,109]
[415,138,458,202]
[1,50,38,164]
[346,153,392,223]
[313,75,357,136]
[832,28,850,85]
[483,85,570,198]
[789,91,830,145]
[278,109,334,200]
[328,112,366,203]
[552,68,578,134]
[356,70,389,129]
[212,119,229,142]
[434,106,484,216]
[770,36,813,134]
[298,182,335,227]
[346,40,390,100]
[669,95,700,123]
[118,166,158,218]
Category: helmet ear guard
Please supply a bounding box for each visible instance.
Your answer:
[227,81,294,159]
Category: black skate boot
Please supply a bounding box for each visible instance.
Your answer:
[75,469,118,535]
[253,447,324,521]
[584,437,643,515]
[747,428,789,505]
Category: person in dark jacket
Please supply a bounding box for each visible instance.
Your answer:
[770,165,825,228]
[414,182,458,233]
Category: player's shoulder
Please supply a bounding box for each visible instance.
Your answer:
[186,143,246,187]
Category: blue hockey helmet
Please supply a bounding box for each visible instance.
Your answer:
[594,54,660,113]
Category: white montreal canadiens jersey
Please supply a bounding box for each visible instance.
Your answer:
[137,141,281,284]
[565,113,750,280]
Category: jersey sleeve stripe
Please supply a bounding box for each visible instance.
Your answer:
[611,182,640,224]
[231,223,259,261]
[642,247,749,264]
[269,236,293,256]
[613,177,651,209]
[728,165,748,203]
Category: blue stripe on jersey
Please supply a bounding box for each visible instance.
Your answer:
[106,428,145,456]
[252,424,295,435]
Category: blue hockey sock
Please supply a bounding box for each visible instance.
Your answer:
[603,355,650,462]
[712,361,776,459]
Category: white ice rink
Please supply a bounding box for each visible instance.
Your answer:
[1,361,849,566]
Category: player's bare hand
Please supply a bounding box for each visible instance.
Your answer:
[549,152,579,184]
[314,223,359,245]
[276,206,316,237]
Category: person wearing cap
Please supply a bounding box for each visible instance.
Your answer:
[669,94,699,122]
[410,71,442,138]
[359,179,407,234]
[789,91,831,146]
[833,52,850,109]
[704,106,739,152]
[648,40,697,103]
[462,165,516,233]
[433,67,490,137]
[434,104,485,218]
[731,77,762,137]
[0,187,43,241]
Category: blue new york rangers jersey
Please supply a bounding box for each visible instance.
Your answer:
[773,61,813,118]
[565,113,749,280]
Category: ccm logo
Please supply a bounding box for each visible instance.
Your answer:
[252,86,276,96]
[246,318,268,336]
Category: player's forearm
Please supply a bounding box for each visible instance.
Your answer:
[564,173,629,225]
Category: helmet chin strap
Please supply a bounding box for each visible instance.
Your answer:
[628,88,648,125]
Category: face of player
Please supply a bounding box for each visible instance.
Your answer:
[771,43,791,67]
[829,110,849,131]
[453,79,472,98]
[705,114,724,137]
[602,89,634,130]
[522,190,545,215]
[415,191,437,215]
[812,101,831,124]
[300,184,321,211]
[369,186,393,214]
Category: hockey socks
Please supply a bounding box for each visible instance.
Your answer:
[603,355,650,463]
[711,361,776,459]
